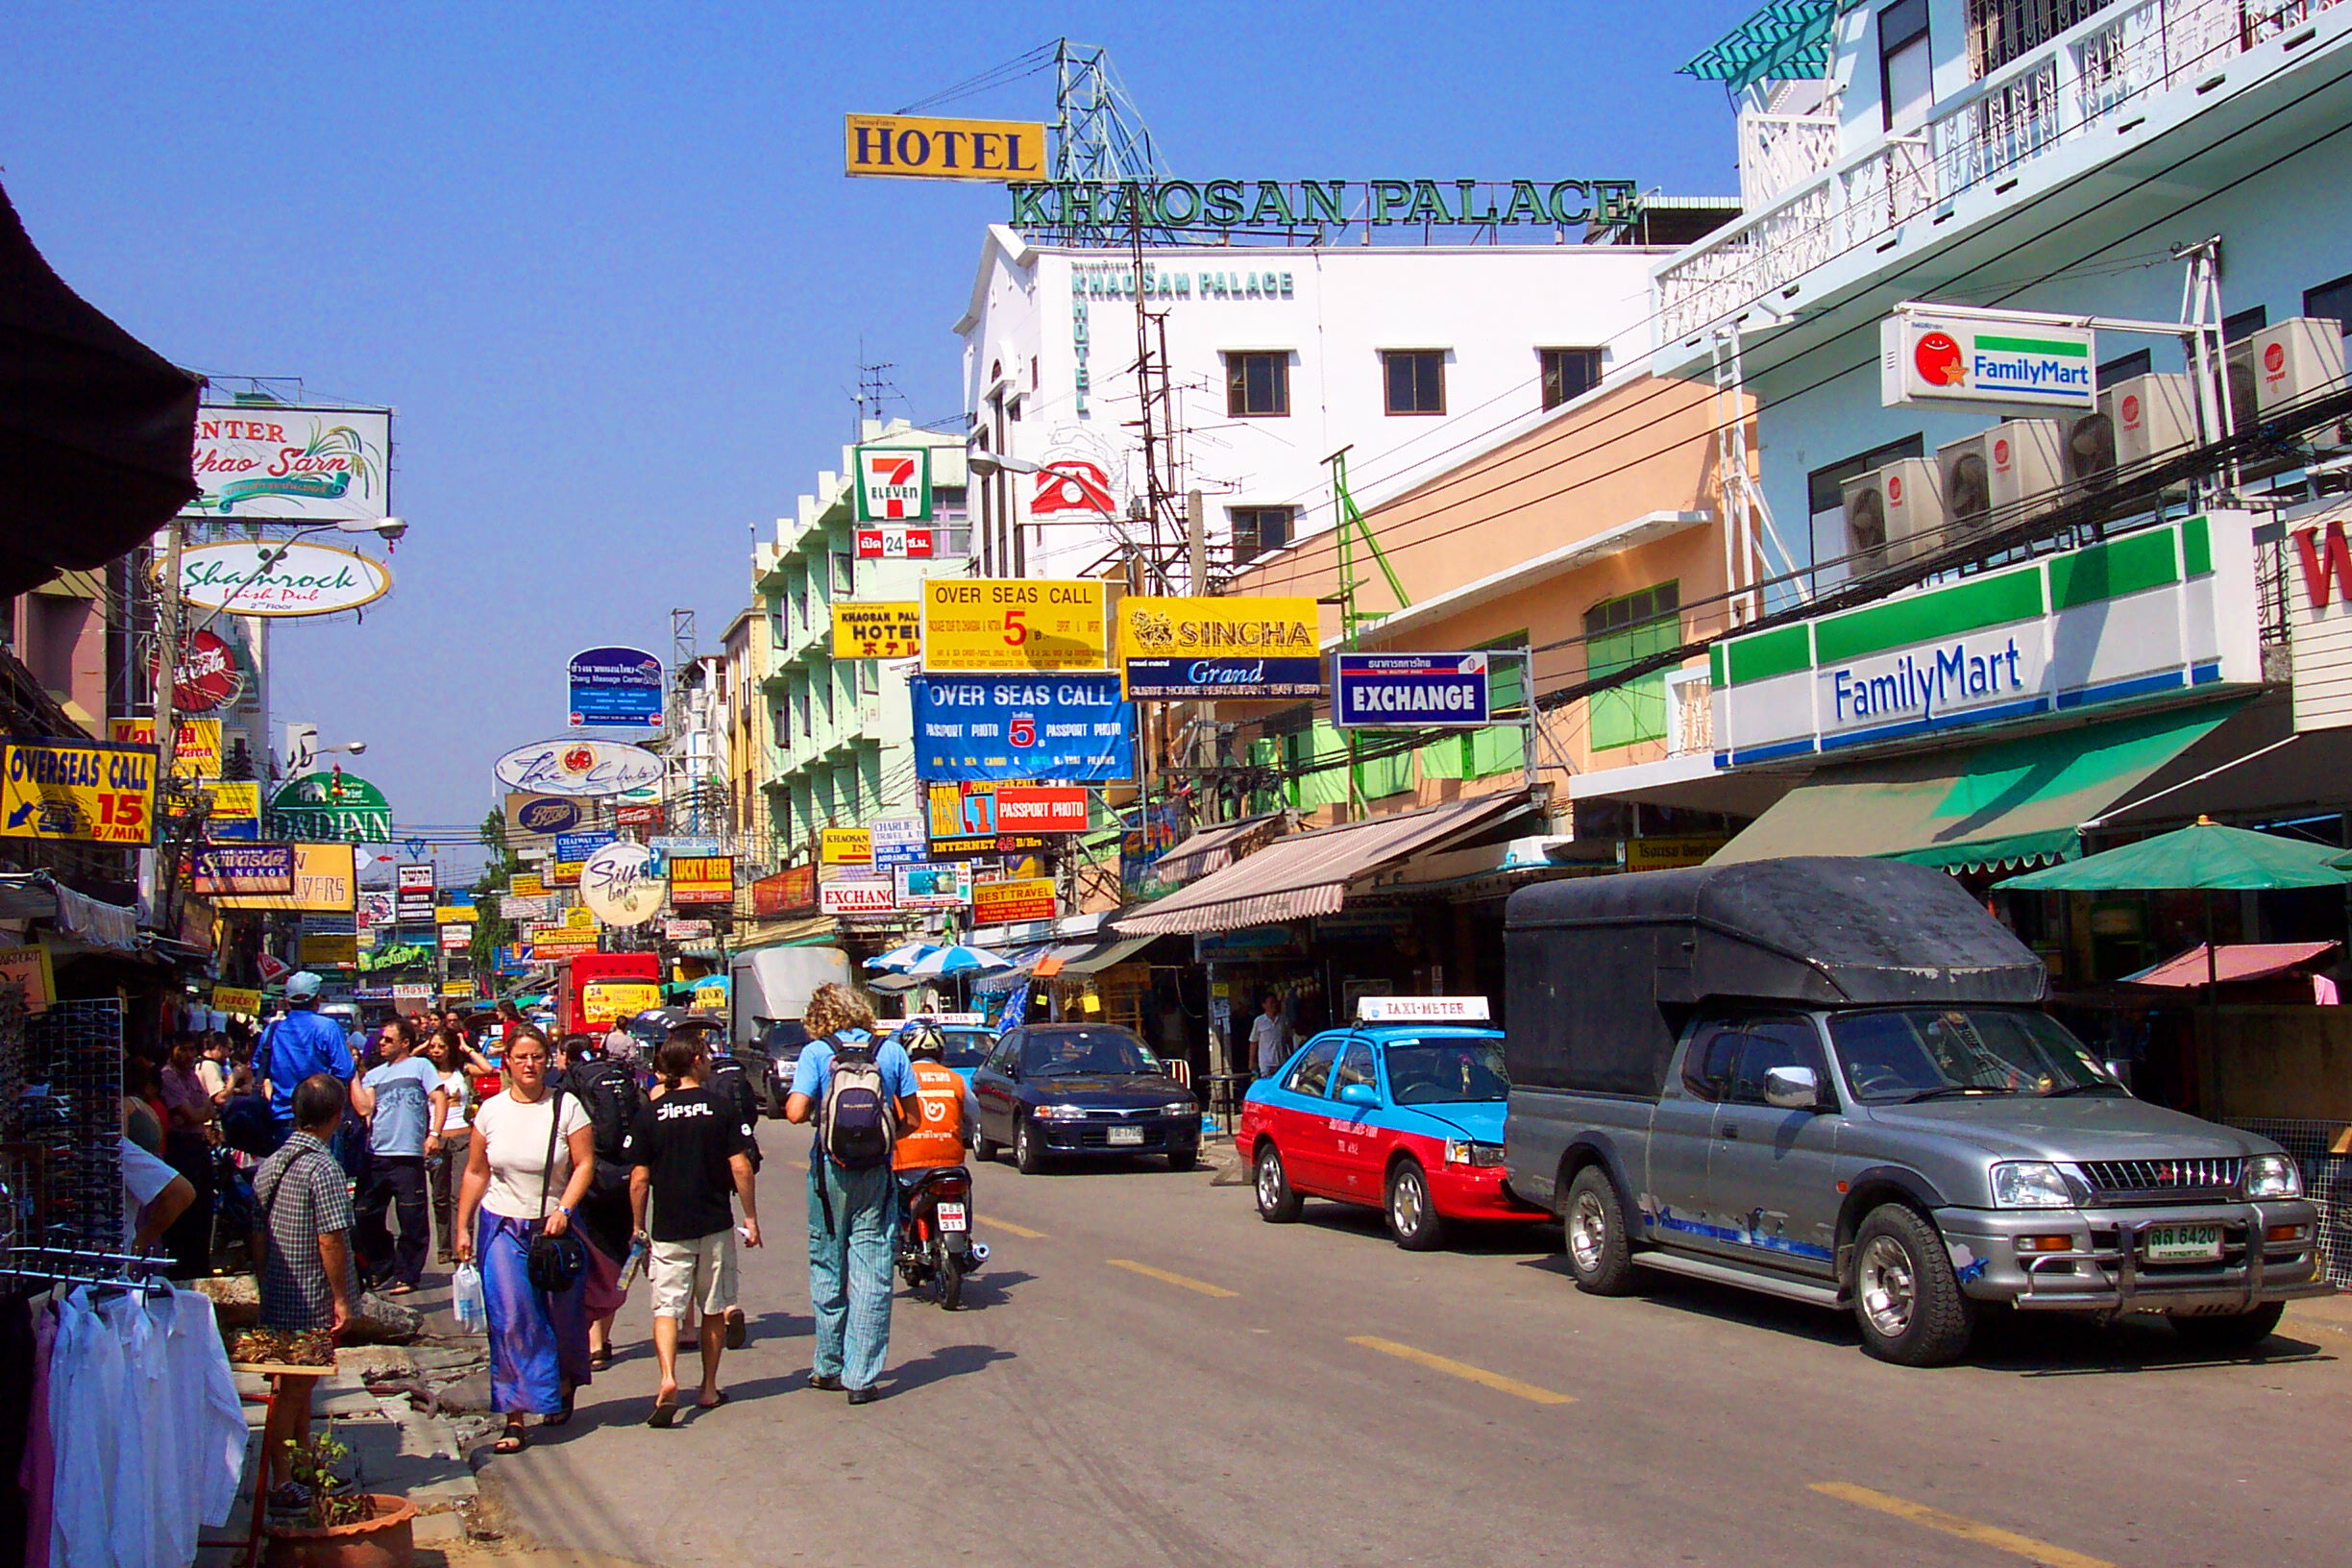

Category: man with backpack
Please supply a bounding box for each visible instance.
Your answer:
[565,1032,646,1372]
[783,983,919,1405]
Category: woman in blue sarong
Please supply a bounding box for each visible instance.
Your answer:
[455,1025,596,1453]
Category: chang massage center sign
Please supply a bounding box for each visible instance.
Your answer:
[1711,516,2261,767]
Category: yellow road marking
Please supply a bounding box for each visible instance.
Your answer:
[979,1215,1045,1239]
[1345,1335,1575,1406]
[1811,1482,2116,1568]
[1106,1259,1237,1298]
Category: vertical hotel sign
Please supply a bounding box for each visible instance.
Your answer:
[844,115,1045,182]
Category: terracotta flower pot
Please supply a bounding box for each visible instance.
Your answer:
[263,1494,417,1568]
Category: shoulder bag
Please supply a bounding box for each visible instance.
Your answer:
[524,1093,590,1293]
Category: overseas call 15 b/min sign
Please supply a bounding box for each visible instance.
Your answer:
[0,739,157,845]
[922,579,1108,673]
[844,114,1046,182]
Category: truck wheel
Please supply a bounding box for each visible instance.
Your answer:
[1851,1204,1974,1366]
[1561,1165,1635,1296]
[2168,1301,2285,1353]
[1385,1161,1447,1251]
[1254,1142,1302,1222]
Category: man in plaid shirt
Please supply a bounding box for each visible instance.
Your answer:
[254,1074,359,1335]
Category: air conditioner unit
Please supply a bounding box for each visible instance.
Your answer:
[1936,420,2064,538]
[2224,317,2348,461]
[1841,457,1944,576]
[2066,373,2197,490]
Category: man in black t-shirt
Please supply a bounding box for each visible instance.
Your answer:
[626,1034,761,1427]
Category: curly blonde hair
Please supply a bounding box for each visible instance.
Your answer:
[803,981,875,1038]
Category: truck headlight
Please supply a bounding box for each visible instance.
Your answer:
[1031,1103,1086,1122]
[1989,1161,2073,1209]
[2244,1153,2303,1199]
[1444,1139,1506,1167]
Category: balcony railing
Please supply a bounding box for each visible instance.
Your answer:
[1738,107,1844,208]
[1657,0,2343,342]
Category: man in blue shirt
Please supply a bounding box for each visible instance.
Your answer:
[784,984,919,1406]
[253,973,355,1147]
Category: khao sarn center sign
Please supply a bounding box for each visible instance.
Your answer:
[1010,178,1642,232]
[1710,516,2261,767]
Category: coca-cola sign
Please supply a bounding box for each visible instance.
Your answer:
[155,628,246,713]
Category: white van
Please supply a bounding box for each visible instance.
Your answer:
[729,944,851,1052]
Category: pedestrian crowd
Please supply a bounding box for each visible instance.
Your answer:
[232,976,958,1447]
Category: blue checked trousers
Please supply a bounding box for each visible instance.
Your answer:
[806,1159,897,1390]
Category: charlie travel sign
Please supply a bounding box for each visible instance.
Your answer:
[1011,178,1642,233]
[1709,516,2259,766]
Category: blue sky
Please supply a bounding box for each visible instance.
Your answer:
[3,0,1756,837]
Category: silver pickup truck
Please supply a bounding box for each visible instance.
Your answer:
[1503,857,2329,1365]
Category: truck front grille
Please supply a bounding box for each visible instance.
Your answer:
[2074,1157,2242,1201]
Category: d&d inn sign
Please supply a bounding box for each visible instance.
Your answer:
[1010,178,1643,232]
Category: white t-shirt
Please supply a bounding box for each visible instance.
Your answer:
[472,1090,591,1219]
[120,1137,182,1251]
[1250,1012,1290,1073]
[438,1069,474,1130]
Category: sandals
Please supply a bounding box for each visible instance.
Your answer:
[587,1348,612,1373]
[492,1425,527,1454]
[725,1315,747,1351]
[540,1386,576,1429]
[646,1401,677,1429]
[697,1389,729,1411]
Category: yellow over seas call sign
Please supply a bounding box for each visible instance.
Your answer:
[920,579,1107,674]
[0,739,157,845]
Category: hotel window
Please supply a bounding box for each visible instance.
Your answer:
[2224,306,2268,343]
[1585,583,1679,751]
[2097,348,2152,384]
[1383,350,1447,416]
[1225,352,1290,417]
[2306,272,2352,339]
[1539,348,1604,410]
[1231,505,1295,561]
[1879,0,1934,132]
[856,659,880,696]
[830,551,856,597]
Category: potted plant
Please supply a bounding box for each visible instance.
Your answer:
[263,1427,417,1568]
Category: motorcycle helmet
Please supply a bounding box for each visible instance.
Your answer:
[903,1021,946,1059]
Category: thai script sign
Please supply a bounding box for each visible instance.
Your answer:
[178,540,392,618]
[912,674,1133,782]
[845,114,1044,181]
[1009,177,1640,233]
[494,738,664,797]
[855,527,935,560]
[921,579,1108,673]
[184,404,391,521]
[0,738,156,845]
[108,717,222,781]
[1117,596,1323,699]
[567,646,665,727]
[834,602,922,660]
[854,447,932,524]
[1333,653,1491,729]
[1880,311,2097,411]
[190,843,296,896]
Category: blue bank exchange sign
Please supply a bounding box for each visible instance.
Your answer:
[1333,652,1491,729]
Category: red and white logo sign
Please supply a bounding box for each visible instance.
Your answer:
[1031,458,1118,519]
[854,527,937,559]
[154,629,245,714]
[1912,330,1967,388]
[857,450,926,520]
[2121,393,2143,429]
[992,785,1089,832]
[2266,341,2288,378]
[1992,436,2012,473]
[1886,473,1905,503]
[819,878,896,916]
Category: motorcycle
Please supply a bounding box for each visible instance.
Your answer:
[894,1164,988,1311]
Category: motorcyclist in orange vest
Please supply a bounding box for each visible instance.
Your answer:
[894,1024,979,1177]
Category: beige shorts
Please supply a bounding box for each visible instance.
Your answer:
[648,1231,738,1323]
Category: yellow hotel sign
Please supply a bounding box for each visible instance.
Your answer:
[820,826,871,866]
[832,602,920,660]
[921,579,1107,673]
[844,114,1045,182]
[0,738,157,845]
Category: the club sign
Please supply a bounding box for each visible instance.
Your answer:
[493,738,665,797]
[1333,652,1490,729]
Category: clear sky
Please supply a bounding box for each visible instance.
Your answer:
[3,0,1756,842]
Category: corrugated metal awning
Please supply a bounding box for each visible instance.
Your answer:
[1154,815,1281,888]
[1115,792,1542,938]
[1041,936,1157,976]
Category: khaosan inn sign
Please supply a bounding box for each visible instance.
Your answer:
[1710,516,2259,767]
[1011,178,1642,232]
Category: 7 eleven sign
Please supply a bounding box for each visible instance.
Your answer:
[854,446,933,524]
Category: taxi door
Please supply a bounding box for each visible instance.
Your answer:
[1321,1037,1388,1203]
[1262,1035,1344,1195]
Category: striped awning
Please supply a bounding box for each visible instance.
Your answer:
[1682,0,1840,91]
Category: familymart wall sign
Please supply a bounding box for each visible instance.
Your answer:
[1709,516,2259,766]
[1881,311,2097,411]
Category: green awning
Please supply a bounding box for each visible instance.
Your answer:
[1682,0,1841,92]
[1710,701,2246,873]
[1997,821,2352,892]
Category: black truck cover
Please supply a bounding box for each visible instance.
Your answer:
[1504,856,2049,1096]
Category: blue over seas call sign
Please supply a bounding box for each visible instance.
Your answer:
[912,675,1135,782]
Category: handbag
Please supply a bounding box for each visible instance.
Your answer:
[525,1090,590,1293]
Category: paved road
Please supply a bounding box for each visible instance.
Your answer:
[486,1126,2352,1568]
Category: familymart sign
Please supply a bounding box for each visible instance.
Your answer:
[1709,516,2259,767]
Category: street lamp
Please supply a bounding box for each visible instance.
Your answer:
[966,453,1042,478]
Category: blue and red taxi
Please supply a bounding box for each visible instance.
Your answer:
[885,1013,996,1088]
[1237,997,1546,1249]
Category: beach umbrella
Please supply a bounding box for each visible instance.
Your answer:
[903,943,1015,979]
[864,941,939,974]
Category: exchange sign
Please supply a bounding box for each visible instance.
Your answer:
[567,647,665,728]
[833,602,921,660]
[0,739,156,845]
[854,446,932,524]
[178,540,393,618]
[189,843,296,896]
[818,877,895,917]
[1332,652,1491,729]
[920,579,1107,674]
[911,674,1133,782]
[1116,596,1324,699]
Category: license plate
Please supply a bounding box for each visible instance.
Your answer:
[936,1202,968,1231]
[1108,1124,1145,1146]
[2143,1223,2223,1263]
